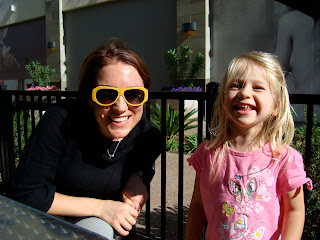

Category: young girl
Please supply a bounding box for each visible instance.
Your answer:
[185,52,313,240]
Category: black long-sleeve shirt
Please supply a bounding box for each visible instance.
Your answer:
[5,99,161,213]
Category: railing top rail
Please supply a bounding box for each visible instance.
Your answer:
[3,90,320,104]
[289,94,320,105]
[4,90,79,97]
[149,91,207,100]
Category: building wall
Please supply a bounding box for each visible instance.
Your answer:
[177,0,210,85]
[64,0,176,91]
[62,0,115,11]
[0,0,191,91]
[0,0,45,27]
[211,0,282,83]
[0,0,114,27]
[0,18,46,81]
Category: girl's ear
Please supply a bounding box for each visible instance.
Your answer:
[272,107,279,117]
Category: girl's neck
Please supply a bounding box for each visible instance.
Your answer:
[228,125,266,152]
[228,138,264,152]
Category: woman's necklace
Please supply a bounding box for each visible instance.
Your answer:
[107,141,121,159]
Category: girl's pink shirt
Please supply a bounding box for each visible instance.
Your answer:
[188,141,312,240]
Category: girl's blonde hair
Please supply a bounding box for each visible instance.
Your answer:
[208,51,294,182]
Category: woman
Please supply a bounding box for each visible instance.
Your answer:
[4,39,161,239]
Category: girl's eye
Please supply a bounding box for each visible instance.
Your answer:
[254,85,265,90]
[229,82,241,89]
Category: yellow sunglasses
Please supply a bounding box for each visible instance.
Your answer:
[92,86,148,107]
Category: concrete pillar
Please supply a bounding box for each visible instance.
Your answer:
[45,0,67,90]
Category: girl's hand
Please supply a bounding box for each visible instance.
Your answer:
[98,200,138,236]
[122,172,149,213]
[281,186,305,240]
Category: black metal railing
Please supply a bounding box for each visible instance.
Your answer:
[0,84,319,240]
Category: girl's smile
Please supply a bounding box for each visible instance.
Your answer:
[224,64,275,135]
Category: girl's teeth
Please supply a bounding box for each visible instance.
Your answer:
[238,105,251,110]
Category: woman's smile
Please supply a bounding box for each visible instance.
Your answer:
[90,62,145,141]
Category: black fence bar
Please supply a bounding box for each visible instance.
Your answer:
[304,103,313,170]
[198,100,204,144]
[289,94,320,171]
[160,97,167,240]
[178,99,184,240]
[0,92,14,181]
[205,82,219,139]
[0,88,319,240]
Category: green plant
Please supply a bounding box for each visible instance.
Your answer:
[13,111,33,165]
[25,61,56,87]
[184,133,204,154]
[164,45,204,87]
[291,111,320,240]
[166,137,179,153]
[150,103,198,139]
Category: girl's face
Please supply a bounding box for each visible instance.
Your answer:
[89,62,145,141]
[223,64,275,135]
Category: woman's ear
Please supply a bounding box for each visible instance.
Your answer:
[88,97,94,108]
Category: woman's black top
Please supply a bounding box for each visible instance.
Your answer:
[4,99,161,214]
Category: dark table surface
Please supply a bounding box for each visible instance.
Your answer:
[0,195,109,239]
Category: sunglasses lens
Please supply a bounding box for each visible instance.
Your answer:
[96,89,118,105]
[124,89,145,105]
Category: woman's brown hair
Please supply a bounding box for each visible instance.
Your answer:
[78,38,151,103]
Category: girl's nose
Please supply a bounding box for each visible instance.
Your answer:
[238,85,251,98]
[113,96,128,112]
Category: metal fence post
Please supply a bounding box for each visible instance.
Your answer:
[205,82,219,139]
[0,90,15,182]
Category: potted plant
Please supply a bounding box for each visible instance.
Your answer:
[164,45,205,116]
[164,44,205,89]
[25,61,56,88]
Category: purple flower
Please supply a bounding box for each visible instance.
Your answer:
[171,86,202,92]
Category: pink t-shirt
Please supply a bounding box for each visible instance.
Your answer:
[188,141,313,240]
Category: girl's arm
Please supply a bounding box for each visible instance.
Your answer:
[47,192,138,237]
[185,174,206,240]
[281,186,305,240]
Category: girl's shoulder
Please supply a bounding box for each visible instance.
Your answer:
[189,140,218,163]
[197,140,218,153]
[278,145,303,161]
[270,145,305,174]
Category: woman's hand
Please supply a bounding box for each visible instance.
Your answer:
[97,200,138,236]
[122,172,149,213]
[47,192,138,237]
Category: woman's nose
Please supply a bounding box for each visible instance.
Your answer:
[113,96,128,112]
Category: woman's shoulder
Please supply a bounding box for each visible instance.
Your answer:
[38,98,90,135]
[47,98,80,115]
